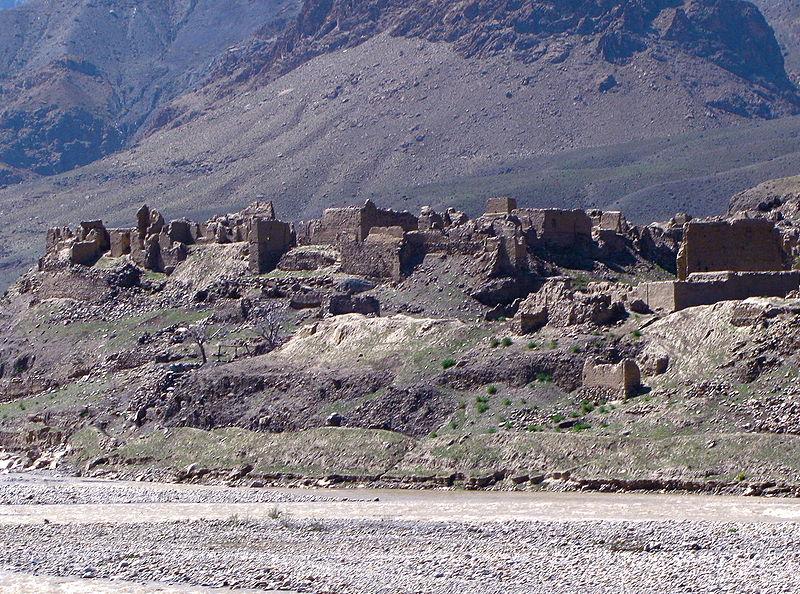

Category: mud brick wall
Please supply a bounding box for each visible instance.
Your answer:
[486,197,517,214]
[582,358,641,397]
[340,236,406,280]
[516,209,593,248]
[677,219,784,280]
[109,229,132,257]
[310,201,419,245]
[637,271,800,312]
[249,219,293,274]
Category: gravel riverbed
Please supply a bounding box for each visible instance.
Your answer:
[2,517,800,593]
[0,482,358,506]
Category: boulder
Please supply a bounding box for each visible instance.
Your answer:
[326,294,381,317]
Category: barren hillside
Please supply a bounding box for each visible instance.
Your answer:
[0,0,300,179]
[752,0,800,80]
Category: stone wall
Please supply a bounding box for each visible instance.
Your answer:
[677,219,785,280]
[582,358,641,398]
[637,271,800,312]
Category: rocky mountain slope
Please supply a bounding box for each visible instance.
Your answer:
[752,0,800,81]
[0,0,300,180]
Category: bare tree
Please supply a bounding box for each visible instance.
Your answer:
[252,305,283,354]
[188,320,219,365]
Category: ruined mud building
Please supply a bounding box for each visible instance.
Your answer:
[41,195,799,317]
[637,218,799,313]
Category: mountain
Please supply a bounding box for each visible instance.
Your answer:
[1,0,800,290]
[751,0,800,82]
[0,0,300,180]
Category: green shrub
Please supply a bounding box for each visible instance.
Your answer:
[570,345,582,354]
[489,338,500,348]
[502,398,512,407]
[631,329,643,339]
[569,411,581,418]
[551,413,566,423]
[535,372,552,383]
[735,471,746,482]
[487,427,498,434]
[580,400,595,414]
[527,341,539,350]
[501,337,513,347]
[526,424,543,432]
[547,340,558,349]
[429,431,438,438]
[441,358,457,370]
[477,402,490,414]
[487,385,498,395]
[571,421,591,432]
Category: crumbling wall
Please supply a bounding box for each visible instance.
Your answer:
[515,209,593,249]
[249,218,293,274]
[677,219,785,280]
[589,210,628,233]
[340,229,410,280]
[515,277,625,332]
[637,271,800,312]
[582,358,641,398]
[109,230,131,258]
[308,200,418,245]
[485,197,517,215]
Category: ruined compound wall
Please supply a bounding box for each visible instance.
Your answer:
[635,281,677,312]
[515,209,593,249]
[596,211,628,233]
[249,218,293,274]
[638,271,800,312]
[485,196,517,215]
[362,202,418,238]
[310,208,364,244]
[309,201,419,246]
[340,234,408,280]
[677,219,785,280]
[582,358,641,397]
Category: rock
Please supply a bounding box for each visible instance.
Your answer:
[326,413,343,427]
[326,294,381,316]
[289,291,324,309]
[628,298,650,314]
[336,277,377,295]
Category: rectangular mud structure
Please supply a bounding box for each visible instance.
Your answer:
[677,219,785,280]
